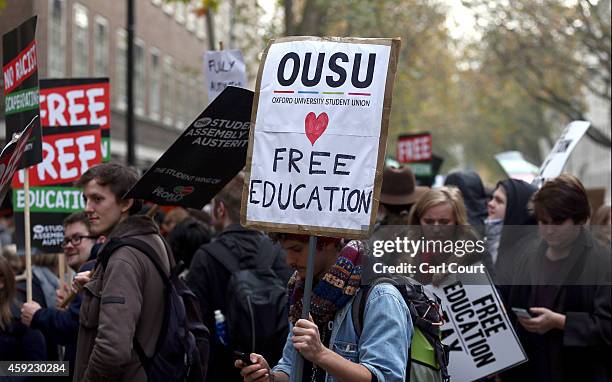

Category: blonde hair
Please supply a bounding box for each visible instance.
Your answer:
[407,187,469,226]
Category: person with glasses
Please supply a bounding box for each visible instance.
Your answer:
[61,213,101,273]
[20,212,102,379]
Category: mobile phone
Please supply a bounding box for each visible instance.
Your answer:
[512,307,533,319]
[233,351,254,366]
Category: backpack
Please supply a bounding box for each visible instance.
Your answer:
[352,276,450,382]
[206,235,289,364]
[98,237,210,382]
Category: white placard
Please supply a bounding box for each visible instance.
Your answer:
[534,121,590,185]
[494,151,539,183]
[242,37,399,237]
[428,267,527,381]
[204,50,247,103]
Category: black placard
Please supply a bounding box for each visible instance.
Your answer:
[2,16,42,168]
[125,86,254,207]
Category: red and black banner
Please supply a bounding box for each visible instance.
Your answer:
[40,78,111,161]
[2,16,42,168]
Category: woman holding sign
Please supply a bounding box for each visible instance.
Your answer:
[236,237,412,382]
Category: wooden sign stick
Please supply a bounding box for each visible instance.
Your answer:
[24,171,33,302]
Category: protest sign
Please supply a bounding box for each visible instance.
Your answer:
[39,78,111,161]
[495,151,539,183]
[13,125,102,188]
[125,86,253,207]
[242,37,400,238]
[204,50,247,103]
[534,120,590,186]
[3,16,42,167]
[397,132,432,163]
[12,125,102,253]
[0,116,37,205]
[428,266,527,381]
[419,154,444,187]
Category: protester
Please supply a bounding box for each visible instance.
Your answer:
[187,173,292,382]
[72,162,174,382]
[30,254,60,310]
[0,255,47,366]
[236,237,412,382]
[377,165,427,226]
[590,204,611,248]
[444,170,489,228]
[0,216,13,246]
[20,212,100,379]
[503,174,612,382]
[167,217,211,272]
[485,179,538,284]
[161,207,190,236]
[405,186,492,284]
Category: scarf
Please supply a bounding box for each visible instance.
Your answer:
[287,241,363,326]
[485,218,503,264]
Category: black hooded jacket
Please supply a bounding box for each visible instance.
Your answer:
[186,224,291,382]
[445,171,489,227]
[495,179,538,285]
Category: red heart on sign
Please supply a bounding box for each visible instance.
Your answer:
[174,185,195,196]
[304,112,329,145]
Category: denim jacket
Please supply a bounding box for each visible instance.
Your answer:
[272,284,413,382]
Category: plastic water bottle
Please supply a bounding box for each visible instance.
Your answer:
[214,310,229,346]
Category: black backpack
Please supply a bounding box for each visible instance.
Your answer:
[98,237,210,382]
[206,236,289,364]
[352,276,450,382]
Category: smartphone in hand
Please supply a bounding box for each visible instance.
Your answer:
[512,307,533,319]
[234,351,254,366]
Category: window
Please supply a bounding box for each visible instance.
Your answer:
[162,56,174,126]
[200,75,208,108]
[134,39,145,116]
[149,48,161,121]
[72,3,89,76]
[175,3,186,24]
[175,70,185,130]
[163,2,175,15]
[190,81,199,123]
[186,3,197,32]
[115,29,127,110]
[196,16,206,40]
[93,15,109,76]
[48,0,66,77]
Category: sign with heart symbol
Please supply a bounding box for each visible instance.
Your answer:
[243,36,401,238]
[174,185,195,197]
[305,112,329,145]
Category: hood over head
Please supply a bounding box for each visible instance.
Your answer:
[445,170,488,226]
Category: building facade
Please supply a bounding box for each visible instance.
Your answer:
[0,0,233,167]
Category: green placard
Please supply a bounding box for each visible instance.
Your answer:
[12,186,85,213]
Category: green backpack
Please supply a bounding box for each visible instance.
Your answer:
[352,277,450,382]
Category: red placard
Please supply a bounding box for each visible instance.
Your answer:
[12,126,102,188]
[397,132,432,163]
[2,39,37,94]
[39,81,110,131]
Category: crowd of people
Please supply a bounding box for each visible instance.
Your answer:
[0,162,610,382]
